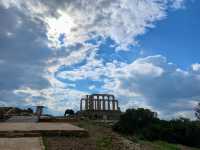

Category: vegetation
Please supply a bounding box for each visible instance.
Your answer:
[42,136,48,150]
[113,108,200,148]
[96,136,112,150]
[42,120,198,150]
[64,109,74,116]
[140,141,180,150]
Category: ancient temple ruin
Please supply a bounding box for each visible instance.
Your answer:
[79,94,121,120]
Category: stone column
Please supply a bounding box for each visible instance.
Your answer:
[80,99,82,111]
[108,96,110,110]
[95,99,96,110]
[99,96,101,110]
[88,96,91,110]
[112,100,115,111]
[90,96,94,110]
[100,100,102,110]
[112,95,115,100]
[85,95,89,110]
[103,96,105,110]
[97,96,99,110]
[92,96,94,110]
[95,99,98,110]
[116,101,119,111]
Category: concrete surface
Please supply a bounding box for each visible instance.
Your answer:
[0,137,44,150]
[0,123,87,137]
[6,116,38,122]
[0,122,84,131]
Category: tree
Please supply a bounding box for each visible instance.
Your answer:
[113,108,158,134]
[27,108,33,114]
[113,108,200,148]
[64,109,74,117]
[195,102,200,120]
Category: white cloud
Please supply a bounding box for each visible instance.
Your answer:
[14,84,86,114]
[171,0,186,9]
[46,0,167,50]
[89,85,96,90]
[47,43,98,73]
[104,55,200,119]
[121,59,164,77]
[55,53,200,118]
[192,63,200,72]
[0,0,168,50]
[45,10,76,48]
[56,49,105,81]
[0,0,196,118]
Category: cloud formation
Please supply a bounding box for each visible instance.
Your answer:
[0,0,197,118]
[106,55,200,119]
[0,0,167,50]
[57,54,200,118]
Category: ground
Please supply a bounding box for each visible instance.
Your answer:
[0,137,44,150]
[43,120,200,150]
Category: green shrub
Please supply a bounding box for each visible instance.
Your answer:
[113,108,200,148]
[96,136,112,150]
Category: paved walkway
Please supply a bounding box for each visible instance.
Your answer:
[0,122,87,149]
[6,116,38,122]
[0,123,87,137]
[0,137,44,150]
[0,122,85,131]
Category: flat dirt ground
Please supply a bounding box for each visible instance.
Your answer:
[43,121,126,150]
[0,137,44,150]
[44,121,199,150]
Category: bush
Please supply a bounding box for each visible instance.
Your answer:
[64,109,74,116]
[113,108,200,148]
[113,108,158,134]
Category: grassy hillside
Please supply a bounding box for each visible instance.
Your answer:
[43,120,199,150]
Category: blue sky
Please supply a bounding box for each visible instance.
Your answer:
[138,0,200,68]
[0,0,200,119]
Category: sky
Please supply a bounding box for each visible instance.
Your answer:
[0,0,200,119]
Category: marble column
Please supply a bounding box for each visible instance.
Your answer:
[103,96,105,110]
[116,101,119,111]
[94,99,96,110]
[96,96,98,110]
[99,97,101,110]
[112,100,115,111]
[108,96,110,110]
[91,96,94,110]
[85,99,88,110]
[99,99,102,110]
[80,99,82,111]
[112,95,115,101]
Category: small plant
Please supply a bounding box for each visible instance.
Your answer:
[153,141,180,150]
[42,136,48,150]
[96,136,112,150]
